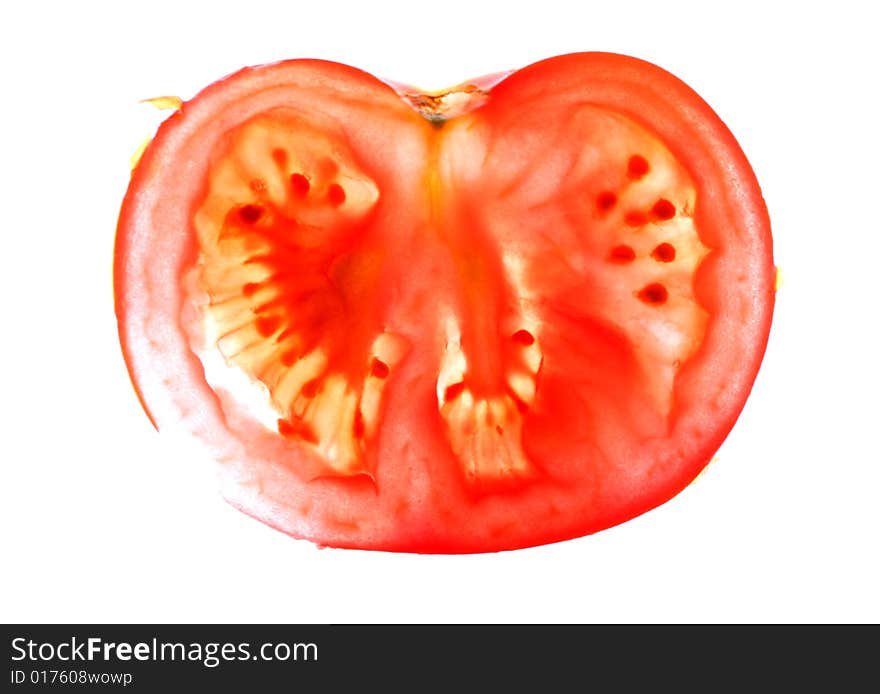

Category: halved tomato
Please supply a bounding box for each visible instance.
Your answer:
[115,53,774,553]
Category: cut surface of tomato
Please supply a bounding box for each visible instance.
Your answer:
[115,53,774,553]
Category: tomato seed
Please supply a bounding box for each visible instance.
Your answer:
[512,329,535,346]
[596,191,617,211]
[627,154,650,178]
[255,315,282,336]
[327,183,346,206]
[277,418,317,444]
[637,282,668,305]
[652,198,676,220]
[353,410,366,438]
[277,418,295,437]
[624,211,647,227]
[652,242,676,262]
[290,173,310,197]
[272,148,288,168]
[444,382,466,402]
[371,358,390,378]
[238,204,265,224]
[608,244,636,263]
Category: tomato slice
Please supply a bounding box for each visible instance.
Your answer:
[115,53,774,552]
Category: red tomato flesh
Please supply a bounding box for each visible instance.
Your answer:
[115,53,774,552]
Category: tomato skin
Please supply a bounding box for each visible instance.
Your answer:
[115,53,773,553]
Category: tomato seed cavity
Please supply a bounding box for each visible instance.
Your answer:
[290,173,310,197]
[512,329,535,346]
[596,191,617,212]
[652,199,676,220]
[327,183,346,206]
[238,204,264,224]
[637,283,668,305]
[627,154,650,179]
[652,242,676,262]
[608,244,636,263]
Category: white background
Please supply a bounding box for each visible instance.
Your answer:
[1,0,877,624]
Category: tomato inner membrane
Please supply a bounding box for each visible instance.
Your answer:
[189,100,709,491]
[192,113,407,476]
[427,105,710,487]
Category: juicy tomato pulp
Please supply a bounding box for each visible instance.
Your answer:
[115,53,774,553]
